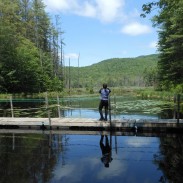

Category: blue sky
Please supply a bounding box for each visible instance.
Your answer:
[43,0,158,67]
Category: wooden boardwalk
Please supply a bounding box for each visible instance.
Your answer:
[0,117,183,132]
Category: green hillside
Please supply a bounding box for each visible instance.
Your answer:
[65,54,159,88]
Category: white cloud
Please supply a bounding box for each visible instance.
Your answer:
[121,22,152,36]
[44,0,81,12]
[54,164,75,180]
[76,1,97,17]
[95,0,124,22]
[97,157,126,179]
[43,0,125,23]
[43,0,70,11]
[54,155,127,182]
[125,137,152,147]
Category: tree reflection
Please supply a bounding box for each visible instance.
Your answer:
[154,135,183,183]
[0,132,68,183]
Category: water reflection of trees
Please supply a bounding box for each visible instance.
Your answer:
[0,133,68,183]
[154,135,183,183]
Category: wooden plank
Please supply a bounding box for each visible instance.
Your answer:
[0,117,183,132]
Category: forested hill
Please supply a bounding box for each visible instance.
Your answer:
[65,54,159,88]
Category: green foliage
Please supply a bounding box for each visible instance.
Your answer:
[0,0,64,94]
[65,54,158,88]
[47,77,64,92]
[142,0,183,91]
[116,99,172,114]
[171,84,183,94]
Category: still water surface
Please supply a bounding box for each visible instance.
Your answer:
[1,132,182,183]
[1,95,180,119]
[0,95,182,182]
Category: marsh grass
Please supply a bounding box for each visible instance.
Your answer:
[0,86,178,99]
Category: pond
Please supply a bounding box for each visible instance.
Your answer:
[0,94,182,119]
[0,94,183,182]
[0,132,182,183]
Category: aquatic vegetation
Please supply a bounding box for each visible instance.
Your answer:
[114,100,173,114]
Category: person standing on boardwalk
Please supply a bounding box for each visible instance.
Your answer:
[98,83,111,121]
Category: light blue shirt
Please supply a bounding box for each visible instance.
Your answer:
[99,88,111,100]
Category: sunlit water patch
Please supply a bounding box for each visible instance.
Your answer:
[50,135,162,183]
[62,108,159,121]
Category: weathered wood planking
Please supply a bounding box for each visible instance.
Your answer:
[0,117,183,132]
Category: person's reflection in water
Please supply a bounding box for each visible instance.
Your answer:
[100,135,113,168]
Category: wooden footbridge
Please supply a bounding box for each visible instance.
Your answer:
[0,117,183,133]
[1,94,182,133]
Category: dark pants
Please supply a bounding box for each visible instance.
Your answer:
[99,100,108,120]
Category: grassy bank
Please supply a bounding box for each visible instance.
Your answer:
[0,87,182,101]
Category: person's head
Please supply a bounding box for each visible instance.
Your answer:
[103,83,107,89]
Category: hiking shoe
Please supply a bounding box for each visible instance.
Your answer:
[99,118,104,121]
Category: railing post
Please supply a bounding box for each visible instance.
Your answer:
[114,95,116,119]
[173,95,176,119]
[109,95,112,128]
[10,96,14,118]
[45,92,51,129]
[177,94,180,124]
[57,95,61,118]
[48,130,52,159]
[12,133,15,150]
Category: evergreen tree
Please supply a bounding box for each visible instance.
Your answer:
[0,0,64,93]
[142,0,183,90]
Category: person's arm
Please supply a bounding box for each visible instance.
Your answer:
[107,88,111,93]
[99,88,102,93]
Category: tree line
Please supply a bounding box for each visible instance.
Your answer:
[1,0,183,94]
[0,0,64,93]
[142,0,183,92]
[65,54,158,90]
